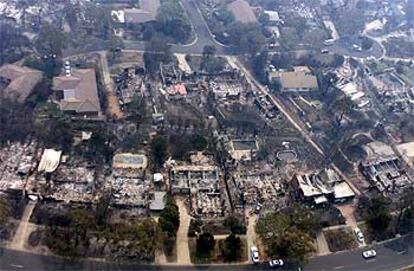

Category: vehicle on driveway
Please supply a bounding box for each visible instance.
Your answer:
[250,246,260,264]
[354,227,365,243]
[362,249,377,259]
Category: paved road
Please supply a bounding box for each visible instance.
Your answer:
[124,0,232,55]
[326,37,384,59]
[0,234,412,270]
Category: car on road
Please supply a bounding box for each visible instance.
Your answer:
[354,227,365,243]
[268,259,284,268]
[362,249,377,259]
[250,246,260,264]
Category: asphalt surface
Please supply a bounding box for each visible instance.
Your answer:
[123,0,232,55]
[325,37,385,59]
[0,234,412,271]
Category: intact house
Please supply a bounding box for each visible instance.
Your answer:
[268,66,319,93]
[227,0,257,24]
[52,68,102,117]
[111,0,160,24]
[0,64,42,103]
[292,168,355,206]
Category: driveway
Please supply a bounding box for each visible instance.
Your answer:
[176,198,191,265]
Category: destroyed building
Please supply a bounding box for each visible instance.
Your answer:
[292,168,355,206]
[360,142,413,195]
[107,153,151,207]
[170,152,226,217]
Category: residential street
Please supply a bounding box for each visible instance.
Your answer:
[0,234,412,271]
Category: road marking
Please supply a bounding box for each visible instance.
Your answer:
[10,264,24,269]
[397,250,407,255]
[333,266,344,270]
[366,259,376,263]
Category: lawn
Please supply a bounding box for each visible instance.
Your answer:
[189,236,248,264]
[324,228,358,252]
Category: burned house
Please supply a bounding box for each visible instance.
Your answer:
[292,168,355,206]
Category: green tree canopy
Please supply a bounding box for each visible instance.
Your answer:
[220,234,242,262]
[197,232,216,255]
[256,206,316,262]
[151,135,168,169]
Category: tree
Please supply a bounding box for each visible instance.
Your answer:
[156,0,192,43]
[365,197,392,239]
[256,207,316,263]
[330,95,354,128]
[35,23,67,57]
[196,232,215,255]
[0,196,10,226]
[227,22,265,55]
[395,187,414,234]
[361,37,374,51]
[220,234,242,262]
[201,45,220,73]
[252,50,269,83]
[202,45,216,58]
[95,192,111,226]
[0,98,34,145]
[191,135,208,151]
[159,197,180,236]
[151,135,168,169]
[224,215,246,234]
[258,12,270,25]
[144,36,172,73]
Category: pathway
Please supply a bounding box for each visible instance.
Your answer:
[175,198,191,265]
[315,231,331,256]
[245,209,258,261]
[99,51,124,119]
[9,201,37,250]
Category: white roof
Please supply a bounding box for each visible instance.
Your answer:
[350,91,365,101]
[341,82,358,95]
[397,142,414,158]
[314,195,328,204]
[153,173,164,182]
[334,182,355,199]
[264,10,280,21]
[38,149,62,173]
[111,10,125,23]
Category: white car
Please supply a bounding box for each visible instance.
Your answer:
[354,228,365,243]
[268,259,284,268]
[250,246,260,264]
[362,249,377,259]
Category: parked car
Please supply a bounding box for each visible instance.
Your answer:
[268,259,284,268]
[250,246,260,264]
[362,249,377,259]
[353,228,365,243]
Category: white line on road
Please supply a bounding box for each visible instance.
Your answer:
[397,250,407,255]
[333,266,344,270]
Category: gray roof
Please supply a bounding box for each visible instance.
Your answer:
[149,191,166,211]
[0,64,43,103]
[280,70,318,90]
[227,0,257,23]
[124,0,160,24]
